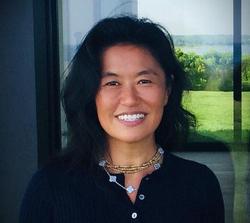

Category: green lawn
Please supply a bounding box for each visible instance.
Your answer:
[182,91,250,143]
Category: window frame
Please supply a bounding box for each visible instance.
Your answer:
[33,0,61,167]
[35,0,245,165]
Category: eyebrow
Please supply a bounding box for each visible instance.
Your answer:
[102,69,158,77]
[102,72,118,77]
[137,69,158,76]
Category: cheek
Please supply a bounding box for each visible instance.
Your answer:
[95,93,104,117]
[95,92,116,116]
[95,96,104,116]
[141,88,168,106]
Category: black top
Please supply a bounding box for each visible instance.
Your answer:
[19,151,224,223]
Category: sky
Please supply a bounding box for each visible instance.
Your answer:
[65,0,250,46]
[138,0,249,35]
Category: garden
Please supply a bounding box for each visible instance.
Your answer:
[176,48,250,144]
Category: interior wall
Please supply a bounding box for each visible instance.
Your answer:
[0,0,38,222]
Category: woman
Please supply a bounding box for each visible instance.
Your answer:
[20,16,224,223]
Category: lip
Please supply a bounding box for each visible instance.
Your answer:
[116,118,145,127]
[115,111,147,116]
[115,112,147,127]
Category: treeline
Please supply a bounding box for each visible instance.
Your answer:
[173,35,250,46]
[175,48,250,91]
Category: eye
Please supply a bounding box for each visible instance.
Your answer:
[138,79,152,84]
[104,80,120,86]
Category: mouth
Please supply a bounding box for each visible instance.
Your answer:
[116,113,146,122]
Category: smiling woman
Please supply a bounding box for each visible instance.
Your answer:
[96,44,168,145]
[20,16,224,223]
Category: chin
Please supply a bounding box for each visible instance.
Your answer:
[109,132,153,144]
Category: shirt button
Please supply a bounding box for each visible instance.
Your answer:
[145,177,150,181]
[131,212,137,219]
[139,194,145,200]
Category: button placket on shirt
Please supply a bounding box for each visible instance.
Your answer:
[131,212,137,219]
[129,192,144,221]
[138,194,145,200]
[137,176,149,202]
[129,175,151,221]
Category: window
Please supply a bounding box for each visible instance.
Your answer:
[57,1,250,222]
[58,0,137,146]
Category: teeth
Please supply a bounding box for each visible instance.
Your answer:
[117,113,145,121]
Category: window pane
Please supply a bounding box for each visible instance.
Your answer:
[139,0,234,145]
[58,0,137,147]
[58,1,249,222]
[240,0,250,223]
[138,1,249,223]
[242,0,250,135]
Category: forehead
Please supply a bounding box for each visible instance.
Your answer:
[102,43,151,57]
[101,44,161,70]
[100,44,167,83]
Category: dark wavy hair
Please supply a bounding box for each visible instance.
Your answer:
[61,16,195,172]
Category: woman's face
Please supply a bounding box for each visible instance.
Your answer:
[95,44,169,145]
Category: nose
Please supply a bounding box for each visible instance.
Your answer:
[120,85,139,106]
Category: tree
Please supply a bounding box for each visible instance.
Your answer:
[203,51,233,91]
[175,48,235,91]
[242,55,250,91]
[175,48,207,90]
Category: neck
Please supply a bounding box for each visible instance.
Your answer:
[105,137,158,166]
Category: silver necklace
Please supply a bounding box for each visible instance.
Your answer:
[98,147,164,194]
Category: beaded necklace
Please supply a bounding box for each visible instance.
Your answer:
[99,147,164,194]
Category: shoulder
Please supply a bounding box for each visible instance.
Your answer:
[162,152,225,221]
[19,164,55,222]
[20,159,94,222]
[165,152,224,201]
[164,152,221,192]
[29,158,94,191]
[20,159,92,201]
[166,152,217,178]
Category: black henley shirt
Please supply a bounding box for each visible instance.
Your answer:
[20,151,225,223]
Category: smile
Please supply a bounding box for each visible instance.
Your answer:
[117,113,145,122]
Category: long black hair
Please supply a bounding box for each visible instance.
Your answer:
[61,16,195,172]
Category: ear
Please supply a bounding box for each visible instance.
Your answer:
[164,87,171,106]
[164,74,173,106]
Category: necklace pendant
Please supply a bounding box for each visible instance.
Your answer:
[154,163,161,170]
[158,147,164,154]
[99,160,106,167]
[126,185,136,194]
[109,175,117,182]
